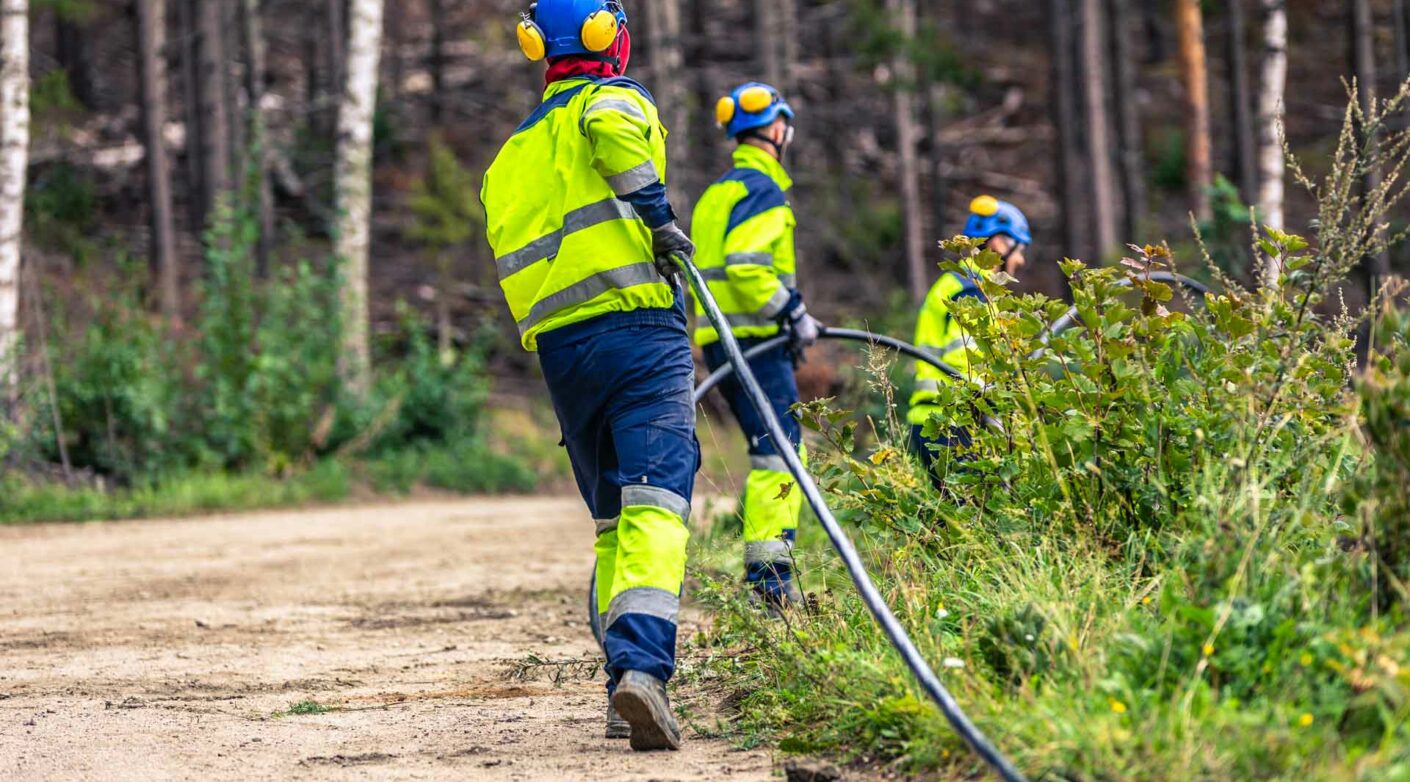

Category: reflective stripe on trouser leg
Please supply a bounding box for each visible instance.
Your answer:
[743,444,807,596]
[602,489,690,683]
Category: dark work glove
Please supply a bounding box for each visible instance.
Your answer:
[651,221,694,279]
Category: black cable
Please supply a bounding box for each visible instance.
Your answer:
[677,256,1029,782]
[693,327,966,404]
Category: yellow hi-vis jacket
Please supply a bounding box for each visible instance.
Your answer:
[907,264,988,426]
[689,144,798,346]
[482,76,675,352]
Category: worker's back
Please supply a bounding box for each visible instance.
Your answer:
[907,268,987,425]
[483,76,672,351]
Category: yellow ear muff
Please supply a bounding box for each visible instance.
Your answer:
[738,86,775,114]
[716,96,737,127]
[971,195,1000,217]
[580,9,620,52]
[517,20,547,61]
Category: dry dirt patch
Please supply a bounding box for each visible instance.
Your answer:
[0,499,774,781]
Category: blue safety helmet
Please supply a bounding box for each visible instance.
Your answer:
[517,0,628,62]
[963,196,1032,246]
[716,82,795,140]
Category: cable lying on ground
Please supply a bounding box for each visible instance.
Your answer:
[677,255,1030,782]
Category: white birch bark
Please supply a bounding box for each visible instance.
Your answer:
[334,0,383,393]
[0,0,29,409]
[1256,0,1287,285]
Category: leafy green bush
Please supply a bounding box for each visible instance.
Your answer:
[697,85,1410,780]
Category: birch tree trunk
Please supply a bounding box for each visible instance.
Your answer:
[0,0,29,411]
[1255,0,1287,285]
[240,0,274,276]
[1175,0,1212,222]
[1109,0,1145,245]
[1051,0,1085,263]
[887,0,926,303]
[1081,0,1118,257]
[334,0,384,394]
[136,0,179,323]
[1226,0,1258,204]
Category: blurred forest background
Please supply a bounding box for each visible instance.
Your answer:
[0,0,1406,513]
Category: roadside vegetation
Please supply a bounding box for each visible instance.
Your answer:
[0,189,538,525]
[692,89,1410,780]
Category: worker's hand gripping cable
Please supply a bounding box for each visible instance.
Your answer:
[674,252,1030,782]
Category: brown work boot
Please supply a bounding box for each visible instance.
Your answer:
[610,670,681,751]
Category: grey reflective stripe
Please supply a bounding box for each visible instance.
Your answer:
[517,262,662,335]
[724,252,773,267]
[699,266,729,281]
[915,378,942,394]
[724,312,779,329]
[759,286,792,319]
[744,540,793,565]
[778,273,797,289]
[606,160,660,196]
[750,454,790,473]
[495,198,638,281]
[621,484,691,522]
[581,98,647,128]
[604,587,680,630]
[596,517,620,536]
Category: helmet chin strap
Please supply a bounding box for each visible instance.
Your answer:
[744,124,793,161]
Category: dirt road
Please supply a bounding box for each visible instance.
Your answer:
[0,499,775,781]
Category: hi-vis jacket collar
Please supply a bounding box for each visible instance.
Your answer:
[732,144,792,193]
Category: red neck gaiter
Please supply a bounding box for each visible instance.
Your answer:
[545,26,632,86]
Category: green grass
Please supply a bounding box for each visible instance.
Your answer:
[689,231,1410,779]
[276,699,332,717]
[0,440,539,525]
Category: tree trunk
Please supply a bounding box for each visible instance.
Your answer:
[1109,0,1145,246]
[755,0,782,89]
[136,0,180,323]
[1141,0,1166,63]
[197,0,232,223]
[1081,0,1118,257]
[645,0,689,209]
[1226,0,1258,204]
[0,0,29,412]
[887,0,926,303]
[1175,0,1212,221]
[240,0,275,276]
[1051,0,1085,262]
[55,14,96,110]
[779,0,800,95]
[1352,0,1391,291]
[335,0,384,395]
[1396,0,1409,88]
[178,0,204,230]
[327,0,346,112]
[428,0,445,124]
[1255,0,1287,285]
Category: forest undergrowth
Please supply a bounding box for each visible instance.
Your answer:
[688,88,1410,780]
[0,184,538,524]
